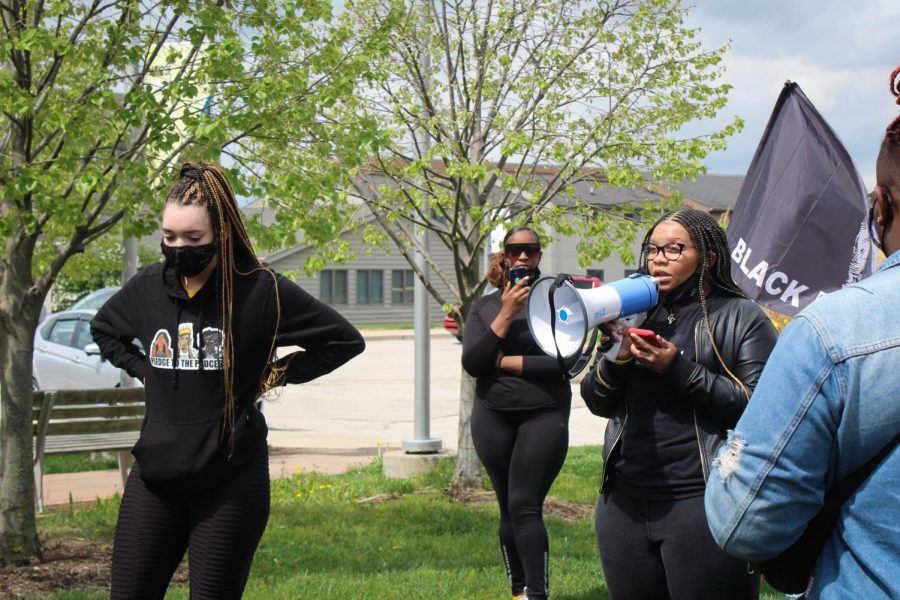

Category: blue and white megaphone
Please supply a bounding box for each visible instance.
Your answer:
[526,274,659,373]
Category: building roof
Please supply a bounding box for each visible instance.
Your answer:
[255,172,745,263]
[668,175,744,211]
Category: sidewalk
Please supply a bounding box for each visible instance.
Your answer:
[40,327,445,509]
[40,449,383,508]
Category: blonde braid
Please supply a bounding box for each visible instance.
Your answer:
[198,167,287,394]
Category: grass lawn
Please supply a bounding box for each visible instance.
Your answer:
[35,446,784,599]
[42,453,119,474]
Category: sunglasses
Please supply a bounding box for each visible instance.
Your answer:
[504,243,541,259]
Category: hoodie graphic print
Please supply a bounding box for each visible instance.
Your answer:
[148,324,223,371]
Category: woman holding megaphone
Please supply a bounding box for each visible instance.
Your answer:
[581,209,777,599]
[462,226,571,600]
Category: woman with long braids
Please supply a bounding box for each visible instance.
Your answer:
[91,162,365,599]
[462,227,571,600]
[580,208,777,599]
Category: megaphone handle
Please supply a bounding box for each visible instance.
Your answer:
[565,327,599,379]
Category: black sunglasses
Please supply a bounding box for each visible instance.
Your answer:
[504,243,541,259]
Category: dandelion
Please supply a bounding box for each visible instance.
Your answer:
[319,484,333,490]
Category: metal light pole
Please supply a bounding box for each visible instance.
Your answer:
[402,10,441,455]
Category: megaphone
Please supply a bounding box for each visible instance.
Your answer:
[526,273,660,363]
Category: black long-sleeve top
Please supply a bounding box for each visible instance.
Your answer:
[90,261,365,488]
[461,289,571,411]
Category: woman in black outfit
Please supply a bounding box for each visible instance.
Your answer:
[581,209,777,600]
[91,163,365,599]
[462,227,571,600]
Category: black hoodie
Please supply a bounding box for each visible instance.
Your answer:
[90,261,365,489]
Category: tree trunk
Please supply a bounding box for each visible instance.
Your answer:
[449,367,482,492]
[0,313,43,564]
[0,243,44,564]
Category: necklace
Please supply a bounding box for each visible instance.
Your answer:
[181,275,198,294]
[667,310,677,325]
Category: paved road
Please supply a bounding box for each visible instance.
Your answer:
[263,331,607,452]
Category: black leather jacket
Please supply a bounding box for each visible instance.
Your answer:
[580,296,778,492]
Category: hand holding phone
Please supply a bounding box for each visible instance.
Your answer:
[628,327,661,347]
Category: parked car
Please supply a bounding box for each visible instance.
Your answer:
[32,309,141,391]
[442,275,601,341]
[570,275,602,289]
[68,286,120,311]
[443,306,462,341]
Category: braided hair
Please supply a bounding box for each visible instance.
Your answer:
[876,66,900,190]
[639,208,749,397]
[164,162,284,446]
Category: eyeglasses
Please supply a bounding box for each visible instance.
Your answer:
[504,243,541,259]
[642,242,693,261]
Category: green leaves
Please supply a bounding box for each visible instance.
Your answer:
[338,0,738,311]
[0,0,400,295]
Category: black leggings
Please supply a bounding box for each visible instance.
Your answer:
[110,447,270,599]
[471,400,570,599]
[594,487,760,600]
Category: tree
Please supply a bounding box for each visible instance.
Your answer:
[0,0,396,564]
[343,0,741,489]
[40,233,158,311]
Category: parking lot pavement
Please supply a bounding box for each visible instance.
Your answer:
[263,329,607,452]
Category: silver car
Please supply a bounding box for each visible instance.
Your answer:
[32,309,141,390]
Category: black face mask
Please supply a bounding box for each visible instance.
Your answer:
[161,241,217,277]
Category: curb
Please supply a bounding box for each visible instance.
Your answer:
[361,330,456,342]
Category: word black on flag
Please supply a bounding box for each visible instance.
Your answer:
[728,82,876,316]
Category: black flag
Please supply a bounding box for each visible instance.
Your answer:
[728,82,876,316]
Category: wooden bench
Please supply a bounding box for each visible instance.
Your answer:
[32,388,145,512]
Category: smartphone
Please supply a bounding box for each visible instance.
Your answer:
[628,327,660,346]
[508,267,530,285]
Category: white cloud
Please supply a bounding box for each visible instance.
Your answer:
[681,1,900,188]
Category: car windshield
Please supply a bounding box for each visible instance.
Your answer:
[69,288,119,311]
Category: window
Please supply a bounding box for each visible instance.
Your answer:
[47,318,78,347]
[356,270,384,304]
[320,270,348,304]
[586,269,604,282]
[73,319,95,350]
[391,270,415,304]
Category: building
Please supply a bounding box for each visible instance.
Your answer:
[257,174,744,324]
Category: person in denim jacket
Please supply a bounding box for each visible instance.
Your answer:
[705,69,900,600]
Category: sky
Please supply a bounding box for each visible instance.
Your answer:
[681,0,900,189]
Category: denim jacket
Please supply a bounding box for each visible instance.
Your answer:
[705,251,900,600]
